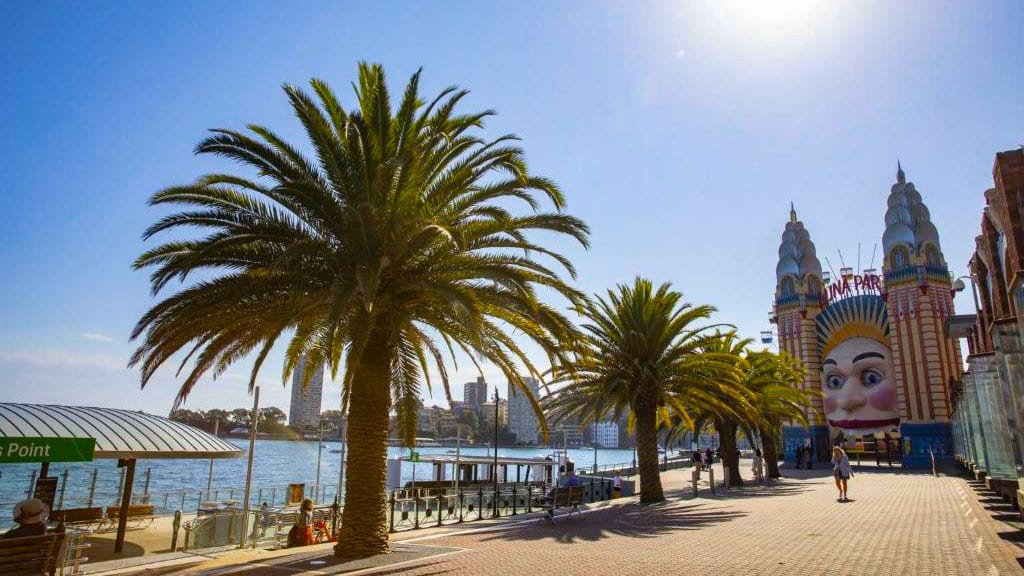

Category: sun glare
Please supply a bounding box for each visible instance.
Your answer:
[715,0,836,43]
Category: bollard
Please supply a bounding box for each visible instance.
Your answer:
[458,489,465,523]
[180,490,186,510]
[437,494,444,527]
[87,469,98,508]
[413,490,420,529]
[512,484,518,515]
[171,510,182,551]
[478,488,484,521]
[691,470,699,497]
[143,468,152,503]
[709,468,716,494]
[527,485,533,513]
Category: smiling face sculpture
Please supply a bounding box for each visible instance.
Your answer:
[815,295,900,435]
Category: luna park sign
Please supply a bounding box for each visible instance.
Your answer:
[825,273,882,304]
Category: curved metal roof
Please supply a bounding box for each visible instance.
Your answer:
[0,403,243,460]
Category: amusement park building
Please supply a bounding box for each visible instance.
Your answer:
[772,164,963,469]
[950,148,1024,512]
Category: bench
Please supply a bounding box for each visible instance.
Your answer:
[101,504,156,531]
[0,532,66,576]
[49,507,105,529]
[538,486,584,524]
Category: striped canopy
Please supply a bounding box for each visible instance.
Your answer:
[0,403,243,459]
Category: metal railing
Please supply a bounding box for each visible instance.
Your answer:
[386,477,614,533]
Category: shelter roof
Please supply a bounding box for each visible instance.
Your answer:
[0,403,243,459]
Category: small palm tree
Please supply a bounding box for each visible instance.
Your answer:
[130,63,589,559]
[744,350,814,479]
[546,278,748,503]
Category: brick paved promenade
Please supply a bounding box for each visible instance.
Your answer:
[109,461,1024,576]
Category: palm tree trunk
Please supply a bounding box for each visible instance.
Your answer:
[335,330,393,560]
[635,395,664,503]
[717,418,743,487]
[759,424,781,479]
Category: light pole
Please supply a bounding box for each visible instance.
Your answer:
[492,387,500,516]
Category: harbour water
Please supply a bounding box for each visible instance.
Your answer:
[0,439,637,526]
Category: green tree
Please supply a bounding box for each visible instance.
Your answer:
[130,63,587,559]
[743,350,814,479]
[229,408,251,426]
[260,406,287,426]
[546,278,751,503]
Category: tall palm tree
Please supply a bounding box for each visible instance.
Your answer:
[744,350,814,479]
[694,332,756,487]
[130,63,589,559]
[546,278,749,503]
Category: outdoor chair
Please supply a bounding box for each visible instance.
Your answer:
[0,532,67,576]
[538,485,584,524]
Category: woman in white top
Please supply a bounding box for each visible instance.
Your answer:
[831,446,853,501]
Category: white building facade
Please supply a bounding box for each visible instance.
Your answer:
[288,356,324,429]
[593,420,619,448]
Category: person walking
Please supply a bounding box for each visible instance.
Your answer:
[612,471,623,498]
[752,447,764,482]
[691,450,701,472]
[794,443,803,469]
[831,446,853,501]
[805,443,814,470]
[699,449,708,472]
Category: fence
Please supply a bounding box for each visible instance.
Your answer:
[1,466,344,529]
[177,476,614,553]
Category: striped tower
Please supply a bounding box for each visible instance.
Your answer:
[881,163,962,467]
[773,204,830,464]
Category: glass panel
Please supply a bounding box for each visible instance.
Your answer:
[965,372,990,472]
[973,354,1016,479]
[993,321,1024,489]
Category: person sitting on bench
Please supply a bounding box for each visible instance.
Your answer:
[2,498,48,539]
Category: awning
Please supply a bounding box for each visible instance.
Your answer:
[0,403,243,460]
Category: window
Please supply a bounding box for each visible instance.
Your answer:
[891,247,909,268]
[926,245,941,266]
[781,277,795,296]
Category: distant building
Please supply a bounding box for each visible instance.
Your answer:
[463,377,489,413]
[479,399,507,429]
[555,421,584,446]
[593,420,619,448]
[288,356,324,429]
[507,377,541,445]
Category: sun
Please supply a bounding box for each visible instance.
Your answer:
[715,0,835,42]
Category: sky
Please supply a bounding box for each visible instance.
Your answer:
[2,0,1023,415]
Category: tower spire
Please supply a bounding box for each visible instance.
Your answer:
[789,202,797,222]
[897,160,905,184]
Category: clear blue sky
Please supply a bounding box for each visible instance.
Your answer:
[2,1,1022,414]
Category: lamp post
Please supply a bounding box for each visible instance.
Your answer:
[492,387,500,516]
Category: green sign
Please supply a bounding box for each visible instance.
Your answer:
[409,451,420,462]
[0,437,96,463]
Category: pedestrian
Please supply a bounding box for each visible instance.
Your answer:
[612,471,623,498]
[794,444,803,469]
[700,449,708,471]
[752,447,764,482]
[259,502,271,536]
[705,447,713,466]
[832,446,853,501]
[691,450,701,472]
[2,498,48,539]
[805,443,814,469]
[288,498,315,547]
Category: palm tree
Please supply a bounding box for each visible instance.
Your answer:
[744,350,814,479]
[694,332,756,488]
[130,63,589,559]
[546,278,749,503]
